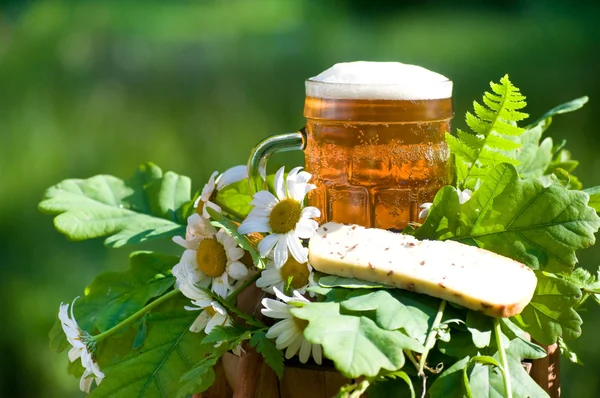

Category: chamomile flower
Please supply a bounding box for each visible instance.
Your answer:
[195,165,248,218]
[173,213,217,250]
[172,228,248,298]
[256,250,316,296]
[418,188,473,219]
[238,166,320,268]
[58,298,105,393]
[180,283,233,334]
[261,288,322,365]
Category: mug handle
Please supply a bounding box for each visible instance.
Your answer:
[247,128,306,194]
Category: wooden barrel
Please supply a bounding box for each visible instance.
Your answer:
[195,288,561,398]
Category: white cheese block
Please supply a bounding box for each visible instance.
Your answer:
[308,222,537,317]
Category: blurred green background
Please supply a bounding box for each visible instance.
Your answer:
[1,0,599,396]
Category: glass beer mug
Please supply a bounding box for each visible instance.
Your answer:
[247,62,453,230]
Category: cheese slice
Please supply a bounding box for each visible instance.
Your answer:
[308,222,537,317]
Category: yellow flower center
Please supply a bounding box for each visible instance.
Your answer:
[196,238,227,277]
[280,257,310,289]
[203,306,217,317]
[293,317,309,331]
[270,198,302,234]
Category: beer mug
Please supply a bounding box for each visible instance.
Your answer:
[247,61,453,230]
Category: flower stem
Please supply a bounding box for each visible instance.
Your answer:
[494,318,513,398]
[90,288,181,343]
[405,349,420,371]
[418,300,446,377]
[215,200,246,221]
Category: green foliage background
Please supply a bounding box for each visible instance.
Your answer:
[1,0,599,396]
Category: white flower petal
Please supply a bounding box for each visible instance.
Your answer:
[216,165,247,190]
[190,312,210,333]
[226,247,245,262]
[227,261,249,280]
[300,206,320,220]
[257,233,279,257]
[312,344,323,365]
[261,299,292,319]
[238,218,271,235]
[201,171,219,201]
[188,213,217,237]
[275,327,300,349]
[80,371,94,393]
[266,319,292,339]
[251,190,279,208]
[418,203,432,219]
[272,287,292,303]
[256,268,283,289]
[212,274,230,298]
[287,232,307,264]
[298,340,312,363]
[206,313,227,334]
[180,283,211,302]
[284,335,304,359]
[173,236,196,250]
[202,200,222,219]
[291,290,310,303]
[274,166,286,200]
[295,218,319,239]
[458,188,473,204]
[89,359,105,379]
[273,236,289,269]
[68,346,82,362]
[286,167,302,199]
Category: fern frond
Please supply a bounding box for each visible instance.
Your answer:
[446,74,529,189]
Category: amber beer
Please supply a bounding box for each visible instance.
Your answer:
[303,62,453,230]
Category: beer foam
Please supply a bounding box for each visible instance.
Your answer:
[306,61,452,100]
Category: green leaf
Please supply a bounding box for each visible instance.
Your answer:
[291,302,424,378]
[515,124,553,180]
[86,251,177,332]
[177,355,219,398]
[49,251,178,352]
[526,96,589,130]
[562,266,600,292]
[435,318,548,397]
[447,75,528,190]
[214,178,253,218]
[207,207,266,269]
[466,349,549,398]
[558,336,583,365]
[249,331,284,379]
[39,163,189,247]
[413,186,461,241]
[512,272,582,345]
[368,371,416,398]
[431,351,549,398]
[463,355,504,398]
[340,289,440,343]
[514,96,587,187]
[465,312,493,349]
[317,274,391,289]
[584,186,600,212]
[89,295,213,397]
[202,324,252,347]
[132,316,148,349]
[429,356,470,398]
[415,163,600,273]
[499,319,547,360]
